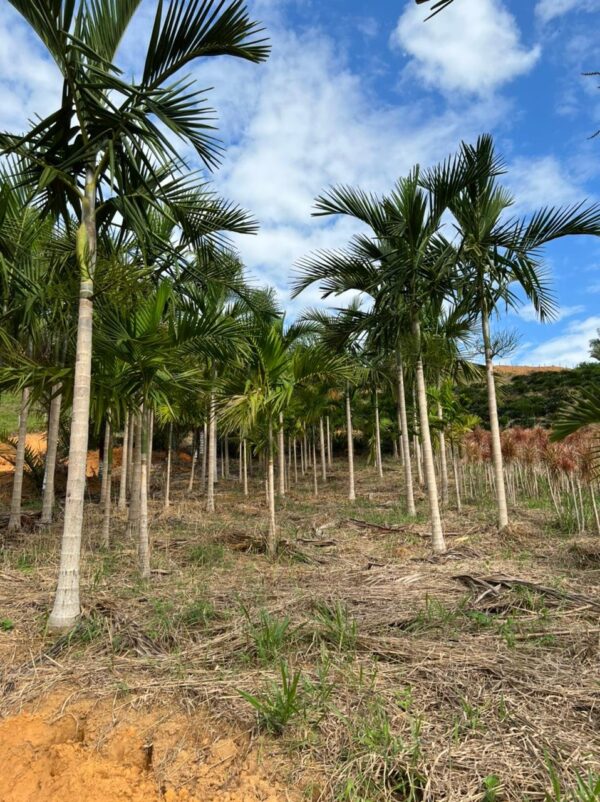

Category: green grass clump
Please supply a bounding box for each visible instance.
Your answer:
[244,606,294,663]
[238,660,303,734]
[313,600,357,652]
[187,542,225,568]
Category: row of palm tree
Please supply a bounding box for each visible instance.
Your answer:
[1,2,599,633]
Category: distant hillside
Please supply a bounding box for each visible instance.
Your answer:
[460,363,598,428]
[493,365,567,376]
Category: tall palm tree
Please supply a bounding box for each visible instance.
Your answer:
[0,0,269,630]
[448,134,600,529]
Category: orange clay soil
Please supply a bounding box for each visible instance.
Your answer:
[0,694,291,802]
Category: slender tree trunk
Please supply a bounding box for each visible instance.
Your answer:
[413,401,424,488]
[374,389,383,479]
[48,166,97,631]
[413,318,445,553]
[164,422,173,511]
[319,416,327,482]
[397,355,416,516]
[126,409,134,494]
[201,421,208,493]
[102,422,112,548]
[224,435,230,479]
[326,415,333,468]
[293,437,298,484]
[437,400,449,505]
[118,409,129,512]
[346,385,356,501]
[267,421,277,556]
[242,438,248,497]
[187,430,197,494]
[300,436,305,475]
[312,431,318,497]
[482,306,509,530]
[304,432,311,468]
[206,392,216,512]
[452,445,462,514]
[127,410,142,539]
[278,412,286,496]
[146,408,154,496]
[139,407,151,578]
[100,419,111,505]
[8,386,30,532]
[41,386,62,525]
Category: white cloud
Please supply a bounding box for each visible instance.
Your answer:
[536,0,600,23]
[521,315,600,366]
[517,303,584,323]
[508,155,592,212]
[391,0,541,97]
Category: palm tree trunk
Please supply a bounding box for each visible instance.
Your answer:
[413,400,424,487]
[201,422,207,493]
[293,437,298,484]
[437,401,449,505]
[267,421,277,556]
[374,389,383,479]
[206,393,216,512]
[187,430,197,494]
[224,435,230,479]
[164,422,173,511]
[319,416,327,482]
[118,409,129,512]
[127,410,142,539]
[300,435,305,475]
[481,306,509,529]
[278,412,286,496]
[126,411,134,494]
[146,408,154,495]
[326,415,333,468]
[452,445,462,513]
[242,438,249,496]
[102,421,112,548]
[41,386,62,525]
[48,166,97,631]
[346,385,356,501]
[413,318,445,553]
[397,355,416,516]
[139,407,150,578]
[8,386,30,532]
[312,431,318,497]
[100,419,111,505]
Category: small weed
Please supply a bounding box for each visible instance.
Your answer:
[313,601,357,651]
[178,598,216,629]
[16,552,35,573]
[483,774,502,802]
[146,598,175,643]
[545,761,600,802]
[499,617,517,649]
[1,618,14,632]
[243,606,294,663]
[67,613,105,646]
[337,698,425,802]
[238,660,303,734]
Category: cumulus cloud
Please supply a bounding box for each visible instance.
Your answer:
[521,315,600,366]
[507,155,594,214]
[391,0,540,97]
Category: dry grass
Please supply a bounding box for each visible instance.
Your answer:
[1,458,599,801]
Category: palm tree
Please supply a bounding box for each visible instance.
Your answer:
[448,134,600,530]
[0,0,269,629]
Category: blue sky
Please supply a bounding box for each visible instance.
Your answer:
[1,0,600,365]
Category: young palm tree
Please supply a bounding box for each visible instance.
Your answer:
[0,0,269,629]
[448,134,600,529]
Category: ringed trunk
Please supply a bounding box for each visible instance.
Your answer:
[48,166,96,631]
[397,355,416,516]
[41,386,62,526]
[346,386,356,501]
[118,409,129,512]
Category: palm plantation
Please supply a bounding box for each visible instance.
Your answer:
[1,3,600,801]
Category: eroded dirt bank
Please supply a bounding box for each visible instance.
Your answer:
[0,694,288,802]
